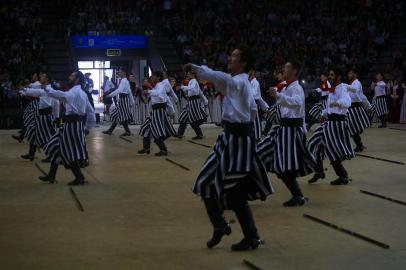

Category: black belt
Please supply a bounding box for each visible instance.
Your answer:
[119,93,129,98]
[38,107,53,115]
[327,113,347,121]
[321,95,328,100]
[351,102,363,108]
[223,121,253,136]
[280,118,303,127]
[376,95,386,99]
[188,95,200,101]
[63,114,86,123]
[152,103,166,110]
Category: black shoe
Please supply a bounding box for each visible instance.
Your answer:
[21,154,34,161]
[120,132,131,136]
[12,135,23,143]
[231,237,262,251]
[378,124,387,128]
[308,172,325,184]
[283,196,307,207]
[38,175,56,184]
[68,179,85,186]
[354,145,364,153]
[330,177,351,185]
[177,135,184,139]
[41,157,51,163]
[192,135,204,140]
[102,130,112,135]
[155,151,168,156]
[137,149,150,154]
[207,223,232,248]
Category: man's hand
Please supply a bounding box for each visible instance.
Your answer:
[268,87,277,97]
[319,115,327,122]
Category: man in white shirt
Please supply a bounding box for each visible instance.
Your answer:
[249,70,269,140]
[188,46,273,252]
[308,67,354,186]
[307,72,331,130]
[371,72,388,128]
[177,71,207,139]
[40,71,96,186]
[346,69,371,152]
[102,68,134,136]
[101,75,115,114]
[257,61,316,207]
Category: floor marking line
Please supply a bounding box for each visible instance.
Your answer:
[243,259,262,270]
[34,162,47,176]
[119,136,133,143]
[69,187,84,212]
[360,190,406,206]
[165,158,190,171]
[356,154,404,165]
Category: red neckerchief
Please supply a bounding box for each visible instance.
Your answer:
[329,83,339,93]
[320,80,331,91]
[276,81,287,92]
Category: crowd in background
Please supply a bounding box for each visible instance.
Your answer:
[1,0,406,128]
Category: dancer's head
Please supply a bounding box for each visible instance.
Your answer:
[283,61,301,81]
[329,66,344,84]
[227,46,254,75]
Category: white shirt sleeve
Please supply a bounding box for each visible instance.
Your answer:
[108,80,125,97]
[335,87,352,109]
[276,90,302,108]
[191,65,233,95]
[24,88,45,97]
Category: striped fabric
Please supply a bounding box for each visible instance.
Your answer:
[253,112,262,140]
[256,125,316,177]
[35,111,56,147]
[347,103,371,136]
[139,104,176,139]
[308,119,355,163]
[179,97,207,125]
[110,94,133,123]
[371,95,388,117]
[264,105,281,126]
[44,118,89,167]
[24,100,39,144]
[308,98,328,121]
[192,129,273,209]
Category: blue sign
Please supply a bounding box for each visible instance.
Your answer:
[72,35,148,49]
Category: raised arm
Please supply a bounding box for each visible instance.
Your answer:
[107,80,125,97]
[190,65,233,95]
[24,88,45,98]
[46,87,71,103]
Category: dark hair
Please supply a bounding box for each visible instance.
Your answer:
[153,70,164,81]
[349,68,359,75]
[330,66,345,78]
[288,60,301,76]
[120,67,127,75]
[320,71,328,77]
[236,45,254,73]
[74,70,85,87]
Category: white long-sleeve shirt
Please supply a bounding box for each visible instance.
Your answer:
[46,84,96,128]
[322,83,352,116]
[148,81,168,105]
[374,81,386,97]
[275,80,305,119]
[102,80,115,93]
[107,78,134,105]
[346,79,364,102]
[24,85,60,117]
[191,65,257,123]
[28,81,41,89]
[250,77,269,110]
[181,78,208,106]
[162,78,178,103]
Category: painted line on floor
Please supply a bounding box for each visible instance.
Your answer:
[388,127,406,132]
[303,214,390,249]
[165,158,190,171]
[83,168,103,184]
[119,136,133,143]
[243,259,262,270]
[187,140,212,149]
[360,190,406,206]
[356,154,404,165]
[34,162,47,176]
[69,187,84,212]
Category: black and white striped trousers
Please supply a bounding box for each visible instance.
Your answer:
[371,95,388,118]
[264,105,281,126]
[347,102,371,136]
[139,103,176,139]
[193,122,273,209]
[110,94,133,123]
[308,97,328,121]
[179,96,207,124]
[256,118,316,177]
[35,108,56,147]
[308,114,355,163]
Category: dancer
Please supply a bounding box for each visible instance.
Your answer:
[177,70,208,139]
[307,72,331,130]
[257,61,316,206]
[346,69,371,152]
[307,67,354,185]
[189,46,273,251]
[102,67,134,136]
[249,69,269,140]
[262,71,283,135]
[20,73,60,162]
[371,72,388,128]
[138,71,177,156]
[39,71,95,185]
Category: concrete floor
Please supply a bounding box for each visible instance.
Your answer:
[1,123,406,270]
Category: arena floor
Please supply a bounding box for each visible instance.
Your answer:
[1,123,406,270]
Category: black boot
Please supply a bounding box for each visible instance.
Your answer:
[103,122,117,135]
[138,137,151,154]
[378,115,387,128]
[352,134,364,152]
[207,224,232,248]
[330,177,351,185]
[21,143,36,161]
[39,162,58,184]
[69,163,85,186]
[12,134,24,143]
[283,196,307,207]
[308,172,325,184]
[154,138,168,156]
[177,123,187,139]
[231,237,262,251]
[120,121,131,136]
